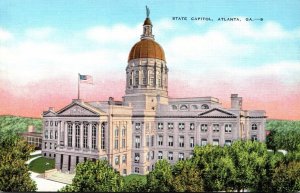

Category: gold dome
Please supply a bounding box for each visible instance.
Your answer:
[128,39,166,62]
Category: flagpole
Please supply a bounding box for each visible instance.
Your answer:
[78,73,80,99]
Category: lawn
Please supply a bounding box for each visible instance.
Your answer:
[123,174,147,183]
[29,157,55,173]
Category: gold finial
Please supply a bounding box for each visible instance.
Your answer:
[146,6,150,18]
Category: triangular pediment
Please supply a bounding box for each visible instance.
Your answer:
[43,111,56,117]
[58,103,99,116]
[199,108,237,118]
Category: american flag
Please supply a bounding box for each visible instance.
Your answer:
[79,74,93,84]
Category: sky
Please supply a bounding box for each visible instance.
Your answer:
[0,0,300,120]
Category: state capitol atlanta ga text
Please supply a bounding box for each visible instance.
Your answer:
[172,17,264,21]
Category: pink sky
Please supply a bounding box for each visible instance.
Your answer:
[1,76,299,120]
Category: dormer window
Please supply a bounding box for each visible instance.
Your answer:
[201,104,209,109]
[180,105,188,110]
[171,105,178,110]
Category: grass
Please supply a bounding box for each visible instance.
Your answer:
[123,174,147,183]
[29,157,55,173]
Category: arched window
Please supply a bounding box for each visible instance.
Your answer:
[149,70,154,86]
[135,71,139,86]
[180,105,188,110]
[171,105,178,110]
[201,104,209,109]
[129,72,133,86]
[252,123,258,130]
[142,70,147,85]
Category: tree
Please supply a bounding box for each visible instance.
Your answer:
[228,140,268,192]
[122,176,147,192]
[0,128,37,192]
[146,159,174,192]
[272,161,300,192]
[172,159,204,192]
[60,160,124,192]
[192,145,236,191]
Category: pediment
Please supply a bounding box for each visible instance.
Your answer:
[58,104,99,116]
[43,111,56,117]
[199,108,237,118]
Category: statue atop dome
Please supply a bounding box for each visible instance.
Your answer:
[146,6,150,18]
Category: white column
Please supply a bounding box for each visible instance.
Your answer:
[72,122,75,148]
[57,121,61,144]
[80,122,83,148]
[64,122,68,147]
[88,123,92,150]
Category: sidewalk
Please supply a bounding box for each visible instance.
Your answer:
[30,171,67,192]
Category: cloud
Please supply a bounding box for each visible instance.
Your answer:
[25,27,56,39]
[85,24,140,44]
[0,28,13,42]
[213,20,299,40]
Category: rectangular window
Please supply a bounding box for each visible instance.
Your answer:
[151,135,154,147]
[213,139,219,146]
[122,155,126,163]
[135,136,141,148]
[158,151,163,160]
[45,130,48,139]
[92,124,97,149]
[158,135,163,146]
[190,123,195,130]
[168,152,173,161]
[179,136,184,147]
[115,156,119,165]
[213,124,220,132]
[146,135,150,147]
[135,123,141,130]
[251,135,258,141]
[134,153,140,163]
[122,128,126,137]
[114,139,119,149]
[201,124,208,132]
[157,122,164,130]
[225,124,232,133]
[67,124,72,147]
[101,123,105,150]
[135,167,140,173]
[44,142,47,149]
[201,139,207,146]
[122,139,126,148]
[168,136,173,147]
[190,137,194,148]
[179,153,184,161]
[75,125,80,148]
[123,169,127,175]
[50,130,53,139]
[225,140,232,146]
[151,151,154,160]
[178,123,185,130]
[55,130,58,139]
[168,123,174,130]
[83,124,88,148]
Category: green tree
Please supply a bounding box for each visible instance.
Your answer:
[122,177,147,192]
[146,159,173,192]
[272,161,300,192]
[60,160,124,192]
[192,145,236,191]
[172,159,204,192]
[228,140,268,192]
[0,128,37,192]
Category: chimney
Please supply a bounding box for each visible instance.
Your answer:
[231,94,243,110]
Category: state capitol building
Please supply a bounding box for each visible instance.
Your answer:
[42,11,266,175]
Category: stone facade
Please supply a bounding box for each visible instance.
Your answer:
[42,14,266,175]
